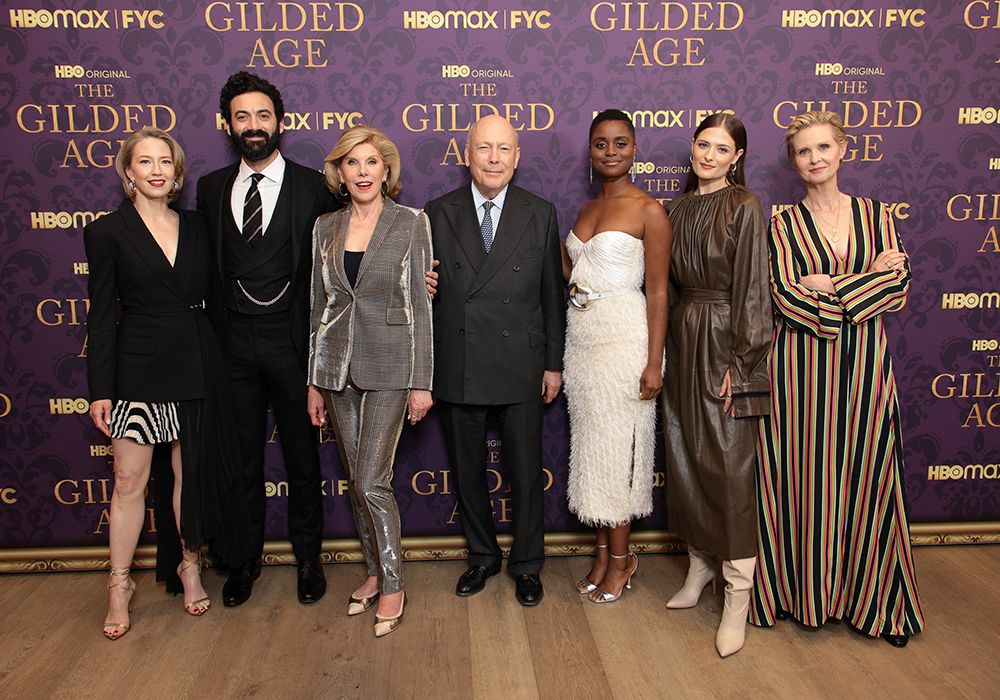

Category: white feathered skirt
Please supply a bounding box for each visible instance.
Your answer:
[563,291,656,527]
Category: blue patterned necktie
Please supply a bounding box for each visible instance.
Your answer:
[481,200,494,253]
[242,173,264,245]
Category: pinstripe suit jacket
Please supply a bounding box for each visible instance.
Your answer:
[307,197,433,392]
[426,184,566,405]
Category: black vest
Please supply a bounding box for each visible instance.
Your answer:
[222,186,293,315]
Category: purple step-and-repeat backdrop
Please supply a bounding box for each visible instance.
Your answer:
[1,1,998,558]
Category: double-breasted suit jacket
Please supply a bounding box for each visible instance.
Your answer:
[196,157,337,366]
[425,184,566,405]
[85,200,213,403]
[308,198,433,392]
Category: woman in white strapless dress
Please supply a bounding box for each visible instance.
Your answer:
[562,110,672,603]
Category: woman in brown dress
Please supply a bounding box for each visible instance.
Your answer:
[661,113,771,657]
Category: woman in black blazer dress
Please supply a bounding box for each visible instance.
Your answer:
[86,128,246,639]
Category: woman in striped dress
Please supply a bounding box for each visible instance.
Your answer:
[751,111,924,647]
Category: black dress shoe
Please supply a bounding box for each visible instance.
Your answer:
[297,558,327,605]
[514,574,543,607]
[881,633,909,648]
[223,560,262,607]
[456,564,501,596]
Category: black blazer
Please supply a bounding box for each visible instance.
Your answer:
[196,157,338,367]
[85,201,212,402]
[426,184,566,405]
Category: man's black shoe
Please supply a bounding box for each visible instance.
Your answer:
[455,564,501,596]
[223,560,262,607]
[297,558,327,604]
[514,573,543,607]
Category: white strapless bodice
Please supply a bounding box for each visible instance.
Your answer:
[566,230,645,291]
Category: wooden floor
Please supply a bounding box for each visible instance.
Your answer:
[1,546,998,699]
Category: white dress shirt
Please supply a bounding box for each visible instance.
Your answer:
[471,183,509,236]
[230,152,285,236]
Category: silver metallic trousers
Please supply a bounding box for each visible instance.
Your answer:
[322,385,408,594]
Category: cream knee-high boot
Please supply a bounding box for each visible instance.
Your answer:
[666,546,719,609]
[716,557,756,657]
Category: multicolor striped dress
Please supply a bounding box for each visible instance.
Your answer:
[751,197,925,638]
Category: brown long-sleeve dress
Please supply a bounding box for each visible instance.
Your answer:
[662,185,771,560]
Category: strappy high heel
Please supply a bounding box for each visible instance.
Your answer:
[374,592,406,638]
[588,551,638,604]
[103,567,135,640]
[178,552,211,616]
[577,543,608,595]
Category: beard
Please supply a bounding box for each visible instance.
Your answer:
[231,127,281,162]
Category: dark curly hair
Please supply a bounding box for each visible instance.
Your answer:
[219,71,285,125]
[589,109,635,141]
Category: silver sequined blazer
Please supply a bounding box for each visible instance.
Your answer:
[307,197,433,392]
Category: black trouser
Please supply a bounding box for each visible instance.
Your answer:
[437,398,545,575]
[223,310,323,562]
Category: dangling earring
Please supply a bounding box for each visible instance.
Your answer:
[127,180,136,192]
[380,181,388,197]
[631,165,637,183]
[172,180,180,191]
[729,162,737,176]
[339,183,349,198]
[689,155,693,163]
[589,163,593,185]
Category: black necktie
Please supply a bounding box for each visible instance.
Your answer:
[481,200,495,253]
[242,173,264,245]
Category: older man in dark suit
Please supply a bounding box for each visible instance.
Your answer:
[425,114,566,606]
[197,72,337,607]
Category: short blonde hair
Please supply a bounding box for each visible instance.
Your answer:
[114,127,186,202]
[785,110,848,162]
[324,125,402,200]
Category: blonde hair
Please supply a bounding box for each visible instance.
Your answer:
[114,127,186,202]
[324,125,402,200]
[784,110,848,162]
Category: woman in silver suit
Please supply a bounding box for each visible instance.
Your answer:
[306,125,433,637]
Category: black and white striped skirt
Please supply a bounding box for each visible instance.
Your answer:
[110,400,180,444]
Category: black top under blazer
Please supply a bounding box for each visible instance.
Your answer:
[196,157,338,368]
[425,184,566,405]
[307,198,434,392]
[85,200,212,403]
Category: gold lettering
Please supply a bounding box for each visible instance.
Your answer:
[440,137,464,165]
[932,373,955,399]
[979,225,1000,253]
[94,508,110,534]
[54,479,81,505]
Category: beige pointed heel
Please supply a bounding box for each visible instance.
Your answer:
[348,585,380,616]
[667,547,720,609]
[103,567,135,640]
[716,557,756,658]
[374,592,406,638]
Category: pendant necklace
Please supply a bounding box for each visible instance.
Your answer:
[811,199,843,243]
